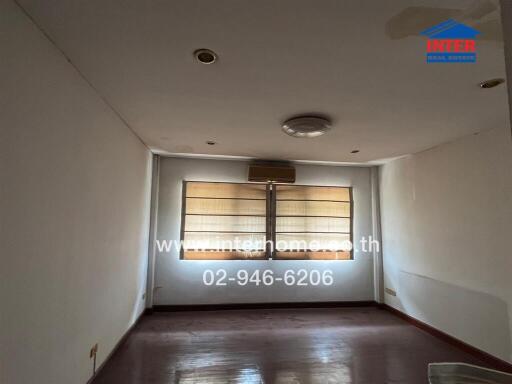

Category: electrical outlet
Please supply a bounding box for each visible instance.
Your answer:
[385,287,397,297]
[90,343,98,359]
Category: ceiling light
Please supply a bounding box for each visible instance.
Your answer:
[194,49,217,64]
[479,78,505,89]
[281,116,331,138]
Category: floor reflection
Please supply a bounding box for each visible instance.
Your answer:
[92,308,488,384]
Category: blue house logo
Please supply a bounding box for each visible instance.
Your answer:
[421,19,480,63]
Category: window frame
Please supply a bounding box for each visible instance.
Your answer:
[271,183,354,260]
[180,181,354,260]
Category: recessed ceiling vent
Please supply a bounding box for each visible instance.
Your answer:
[194,48,217,64]
[282,116,331,138]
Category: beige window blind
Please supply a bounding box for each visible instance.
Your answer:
[181,182,353,260]
[182,182,268,260]
[274,185,352,260]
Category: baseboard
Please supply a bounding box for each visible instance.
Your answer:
[152,300,378,312]
[86,308,149,384]
[379,303,512,374]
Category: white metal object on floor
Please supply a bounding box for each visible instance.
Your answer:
[428,363,512,384]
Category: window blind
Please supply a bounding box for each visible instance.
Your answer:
[182,182,268,260]
[180,182,353,260]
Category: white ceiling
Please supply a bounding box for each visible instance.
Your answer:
[19,0,510,163]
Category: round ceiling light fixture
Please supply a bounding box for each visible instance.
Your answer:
[194,48,217,64]
[281,115,332,138]
[479,78,505,89]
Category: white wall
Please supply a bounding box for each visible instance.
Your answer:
[153,157,376,305]
[0,1,152,383]
[379,126,512,363]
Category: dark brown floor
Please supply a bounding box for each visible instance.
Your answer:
[91,307,488,384]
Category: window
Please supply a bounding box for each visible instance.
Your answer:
[181,182,269,260]
[273,185,353,260]
[181,181,353,260]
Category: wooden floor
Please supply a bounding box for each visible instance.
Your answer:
[91,307,487,384]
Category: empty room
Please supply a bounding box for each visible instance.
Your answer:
[2,1,512,383]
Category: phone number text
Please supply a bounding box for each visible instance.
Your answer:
[202,269,334,286]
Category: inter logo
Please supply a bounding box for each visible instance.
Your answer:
[421,19,479,63]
